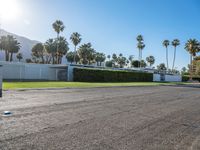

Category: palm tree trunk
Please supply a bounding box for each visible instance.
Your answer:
[190,54,193,80]
[172,47,176,71]
[139,49,142,68]
[56,33,59,64]
[10,53,13,62]
[5,50,9,61]
[166,47,169,71]
[52,55,55,64]
[73,46,76,64]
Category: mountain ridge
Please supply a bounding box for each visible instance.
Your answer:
[0,29,40,61]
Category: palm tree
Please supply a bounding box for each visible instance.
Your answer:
[171,39,180,71]
[136,35,145,68]
[95,52,106,66]
[70,32,82,63]
[44,39,57,64]
[162,40,170,71]
[146,55,155,67]
[52,20,65,64]
[9,39,21,62]
[78,43,95,65]
[66,51,74,64]
[0,35,20,62]
[0,36,9,61]
[32,43,45,63]
[56,36,69,64]
[185,39,200,80]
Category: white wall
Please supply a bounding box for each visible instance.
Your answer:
[165,75,182,82]
[0,61,54,80]
[153,73,182,82]
[153,74,161,82]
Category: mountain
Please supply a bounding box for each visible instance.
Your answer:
[0,29,39,62]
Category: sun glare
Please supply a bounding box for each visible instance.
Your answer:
[0,0,21,20]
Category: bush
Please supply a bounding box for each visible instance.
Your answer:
[182,76,200,82]
[73,68,153,82]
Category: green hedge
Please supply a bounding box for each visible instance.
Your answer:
[73,68,153,82]
[182,76,200,82]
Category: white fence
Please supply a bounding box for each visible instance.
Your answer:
[153,73,182,82]
[0,61,69,81]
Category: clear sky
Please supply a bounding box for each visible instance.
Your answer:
[1,0,200,69]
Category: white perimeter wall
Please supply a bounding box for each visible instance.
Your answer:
[165,74,182,82]
[0,61,55,80]
[153,74,161,82]
[153,73,182,82]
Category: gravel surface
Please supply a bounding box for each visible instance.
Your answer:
[0,85,200,150]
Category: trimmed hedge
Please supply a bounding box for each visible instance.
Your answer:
[73,68,153,82]
[182,76,200,82]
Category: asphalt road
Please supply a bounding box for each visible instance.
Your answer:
[0,85,200,150]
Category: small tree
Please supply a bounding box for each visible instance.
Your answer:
[26,58,32,63]
[105,61,113,67]
[131,60,140,68]
[157,63,167,71]
[16,53,23,62]
[66,51,74,64]
[32,43,45,63]
[146,55,155,67]
[117,54,126,68]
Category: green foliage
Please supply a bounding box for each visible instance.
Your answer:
[131,60,140,68]
[157,63,167,71]
[26,58,32,63]
[140,60,147,68]
[146,55,155,66]
[163,40,170,70]
[78,43,95,65]
[32,43,45,63]
[73,68,153,82]
[117,54,127,68]
[0,35,21,62]
[182,76,200,82]
[52,20,65,35]
[136,35,145,64]
[66,51,74,64]
[105,61,113,67]
[44,38,57,64]
[16,53,23,62]
[95,52,106,66]
[70,32,82,47]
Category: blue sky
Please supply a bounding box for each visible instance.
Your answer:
[1,0,200,69]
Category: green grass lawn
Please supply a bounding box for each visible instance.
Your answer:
[2,81,186,90]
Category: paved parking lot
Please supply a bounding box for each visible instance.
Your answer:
[0,85,200,150]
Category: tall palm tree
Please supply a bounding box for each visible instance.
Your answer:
[70,32,82,63]
[185,39,199,80]
[0,35,10,61]
[0,35,20,62]
[162,40,170,71]
[171,39,180,71]
[44,39,57,64]
[52,20,65,64]
[9,39,21,62]
[136,35,145,68]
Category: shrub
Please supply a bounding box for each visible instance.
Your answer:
[73,68,153,82]
[182,76,200,82]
